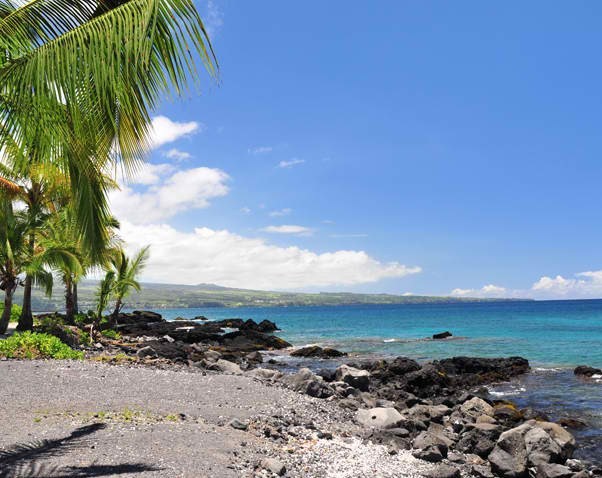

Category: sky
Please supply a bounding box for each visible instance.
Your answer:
[110,1,602,300]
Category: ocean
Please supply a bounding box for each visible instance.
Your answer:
[155,299,602,462]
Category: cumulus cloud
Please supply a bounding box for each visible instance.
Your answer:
[451,270,602,299]
[204,0,224,37]
[118,222,421,289]
[150,116,202,149]
[248,146,273,155]
[262,225,313,236]
[279,158,305,168]
[164,149,192,161]
[109,166,229,224]
[269,208,292,217]
[451,284,508,298]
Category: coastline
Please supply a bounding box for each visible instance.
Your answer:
[2,309,601,477]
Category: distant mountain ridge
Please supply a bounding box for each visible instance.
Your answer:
[21,281,532,312]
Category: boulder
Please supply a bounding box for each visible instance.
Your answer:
[438,356,530,386]
[290,345,347,358]
[460,397,494,420]
[245,351,264,363]
[281,368,334,398]
[136,346,158,359]
[356,407,403,429]
[208,359,242,375]
[260,458,286,476]
[413,431,452,456]
[335,364,371,391]
[248,368,283,381]
[488,424,529,478]
[412,445,444,462]
[433,331,453,340]
[424,465,461,478]
[229,419,248,431]
[574,365,602,377]
[524,426,562,466]
[533,421,575,461]
[218,329,291,351]
[535,464,573,478]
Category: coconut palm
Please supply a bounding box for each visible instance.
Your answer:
[0,0,218,257]
[108,246,150,325]
[0,197,82,333]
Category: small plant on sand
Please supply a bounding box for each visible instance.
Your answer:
[0,332,83,359]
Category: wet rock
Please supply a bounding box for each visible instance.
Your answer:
[438,356,530,387]
[219,329,291,352]
[356,407,403,429]
[574,365,602,377]
[335,364,371,392]
[290,345,347,358]
[433,331,452,340]
[557,418,587,430]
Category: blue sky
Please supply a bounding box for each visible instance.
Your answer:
[112,1,602,299]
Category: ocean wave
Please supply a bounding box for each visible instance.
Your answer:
[487,385,527,397]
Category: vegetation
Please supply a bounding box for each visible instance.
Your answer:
[0,332,83,359]
[0,303,21,324]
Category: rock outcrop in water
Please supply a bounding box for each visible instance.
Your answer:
[574,365,602,378]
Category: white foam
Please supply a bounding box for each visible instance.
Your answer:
[383,339,398,343]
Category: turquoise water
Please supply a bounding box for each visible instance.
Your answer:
[158,300,602,368]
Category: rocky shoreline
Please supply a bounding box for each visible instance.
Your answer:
[27,311,602,477]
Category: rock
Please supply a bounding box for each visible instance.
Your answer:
[219,329,291,351]
[404,364,451,398]
[413,431,452,456]
[535,464,573,478]
[574,365,602,377]
[136,346,158,359]
[290,345,347,358]
[249,368,283,381]
[209,359,243,375]
[565,459,585,472]
[245,351,264,363]
[335,364,371,391]
[355,407,403,429]
[472,464,495,478]
[424,464,461,478]
[557,418,587,429]
[460,397,494,420]
[532,422,575,461]
[281,368,333,398]
[260,458,286,476]
[204,350,222,362]
[438,356,530,386]
[413,445,444,462]
[488,424,529,478]
[433,331,452,340]
[524,425,562,466]
[255,319,279,333]
[229,419,248,431]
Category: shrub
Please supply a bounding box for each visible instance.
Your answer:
[101,329,121,340]
[0,304,22,323]
[0,332,84,360]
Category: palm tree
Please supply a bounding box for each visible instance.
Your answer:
[92,270,116,340]
[0,162,71,330]
[109,246,150,325]
[0,197,82,333]
[0,0,218,258]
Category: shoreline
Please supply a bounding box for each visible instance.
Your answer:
[2,310,601,477]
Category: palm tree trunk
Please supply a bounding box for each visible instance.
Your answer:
[17,275,33,331]
[110,298,122,327]
[73,282,79,316]
[17,233,35,331]
[0,285,15,334]
[65,278,75,324]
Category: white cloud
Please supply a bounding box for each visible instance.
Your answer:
[279,158,305,168]
[164,149,192,161]
[150,116,202,149]
[204,0,224,37]
[262,225,313,236]
[119,222,421,289]
[127,163,174,186]
[450,284,508,298]
[248,146,273,155]
[241,207,251,214]
[269,208,292,217]
[109,166,229,224]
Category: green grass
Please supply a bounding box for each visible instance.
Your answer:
[0,332,84,360]
[101,329,121,340]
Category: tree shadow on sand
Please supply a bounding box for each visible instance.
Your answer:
[0,423,161,477]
